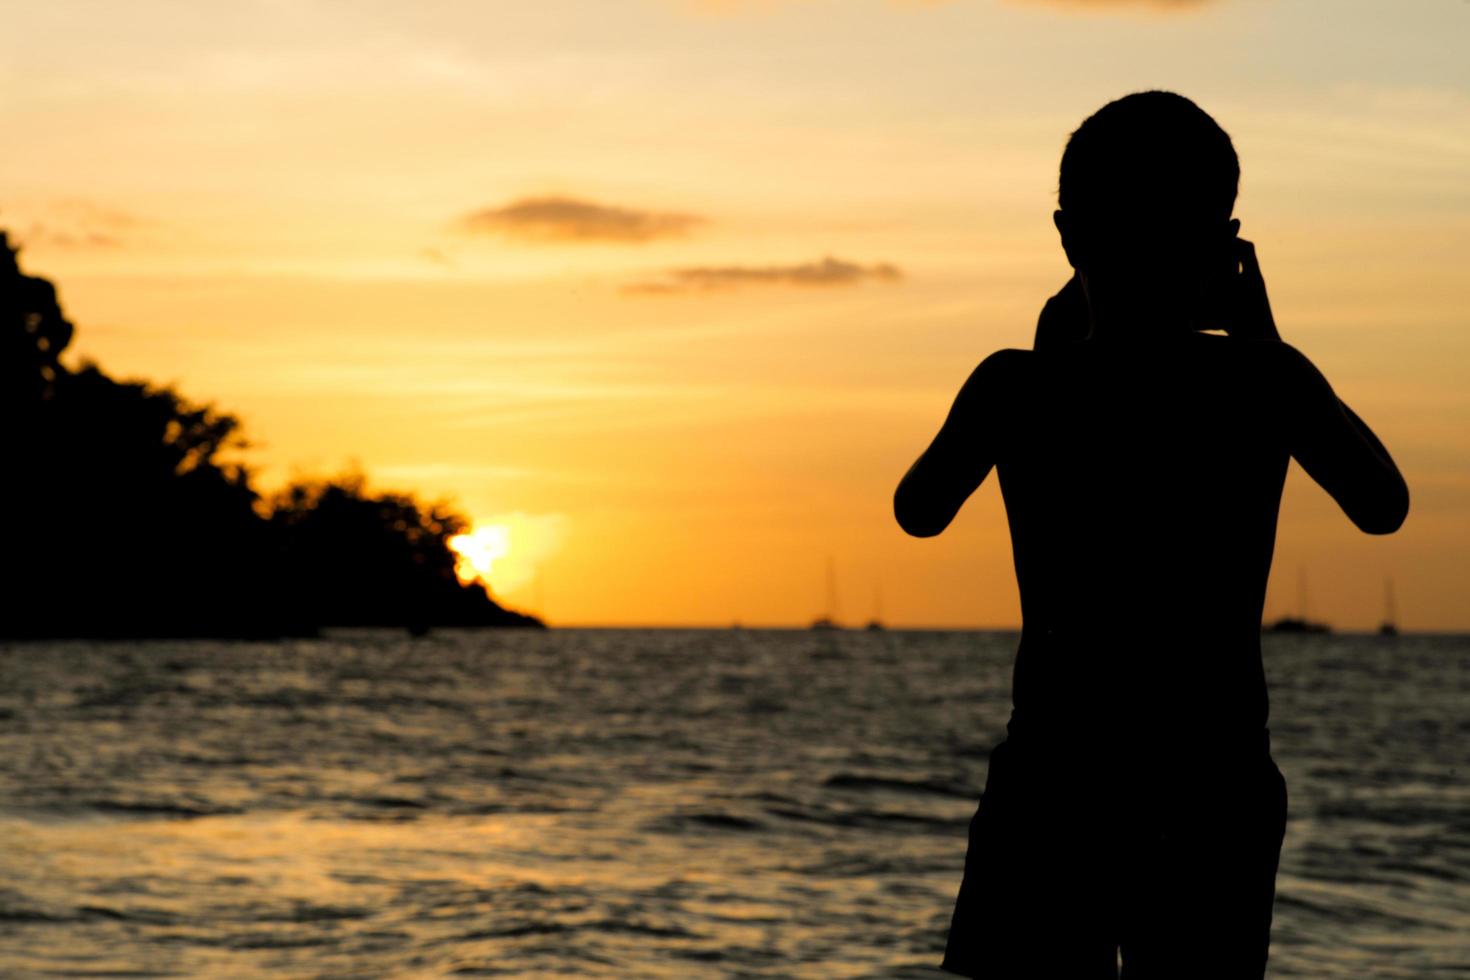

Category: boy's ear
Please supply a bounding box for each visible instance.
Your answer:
[1054,209,1084,272]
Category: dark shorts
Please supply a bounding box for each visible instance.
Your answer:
[941,731,1288,980]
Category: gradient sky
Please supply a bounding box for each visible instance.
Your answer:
[3,0,1467,628]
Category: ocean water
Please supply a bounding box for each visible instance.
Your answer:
[0,629,1465,978]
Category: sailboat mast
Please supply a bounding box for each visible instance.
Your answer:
[826,557,839,624]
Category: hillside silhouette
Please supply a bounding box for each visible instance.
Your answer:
[1,231,541,637]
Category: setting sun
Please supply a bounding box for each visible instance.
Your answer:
[448,512,566,602]
[448,525,511,586]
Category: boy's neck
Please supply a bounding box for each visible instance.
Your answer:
[1081,274,1199,343]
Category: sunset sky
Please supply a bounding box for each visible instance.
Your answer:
[3,0,1467,628]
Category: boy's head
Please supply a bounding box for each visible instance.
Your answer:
[1054,91,1240,297]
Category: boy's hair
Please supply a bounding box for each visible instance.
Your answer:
[1059,91,1239,236]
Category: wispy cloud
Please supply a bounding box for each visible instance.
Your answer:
[54,198,141,228]
[625,255,903,295]
[457,196,704,244]
[682,0,1213,12]
[13,199,144,251]
[1008,0,1214,10]
[18,224,123,250]
[682,0,955,12]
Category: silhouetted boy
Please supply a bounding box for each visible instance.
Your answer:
[895,91,1408,979]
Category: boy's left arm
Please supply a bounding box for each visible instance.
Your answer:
[894,350,1019,538]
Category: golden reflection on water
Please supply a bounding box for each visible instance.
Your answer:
[3,796,958,977]
[5,813,565,978]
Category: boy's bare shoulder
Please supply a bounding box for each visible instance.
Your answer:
[958,347,1034,400]
[976,346,1036,378]
[1186,332,1306,376]
[1214,334,1318,383]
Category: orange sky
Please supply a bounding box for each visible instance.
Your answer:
[3,0,1467,628]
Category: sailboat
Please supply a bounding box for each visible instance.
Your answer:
[1377,576,1399,636]
[810,557,842,631]
[1264,567,1331,634]
[864,580,885,631]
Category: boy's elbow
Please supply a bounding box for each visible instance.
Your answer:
[893,487,946,538]
[1356,481,1410,535]
[898,513,945,538]
[1356,512,1403,535]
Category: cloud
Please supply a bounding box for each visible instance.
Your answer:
[683,0,953,12]
[625,255,903,294]
[457,196,704,244]
[682,0,1213,12]
[12,199,143,251]
[18,224,123,250]
[51,199,142,230]
[1008,0,1214,9]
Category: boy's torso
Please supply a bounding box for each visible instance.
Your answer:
[990,334,1290,742]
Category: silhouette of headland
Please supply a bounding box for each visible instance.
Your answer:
[1,232,541,638]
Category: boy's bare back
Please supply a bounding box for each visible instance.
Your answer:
[901,329,1405,746]
[900,90,1409,980]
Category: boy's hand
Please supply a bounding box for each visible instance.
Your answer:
[1033,274,1090,351]
[1220,238,1282,343]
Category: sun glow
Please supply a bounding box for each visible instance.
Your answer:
[448,513,566,599]
[448,525,511,586]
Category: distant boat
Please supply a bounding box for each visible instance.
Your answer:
[1377,576,1399,636]
[864,580,885,631]
[1264,567,1331,634]
[810,557,843,631]
[1263,616,1331,635]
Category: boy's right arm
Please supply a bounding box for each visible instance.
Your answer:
[894,349,1020,538]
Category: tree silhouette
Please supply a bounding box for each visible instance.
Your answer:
[1,231,72,401]
[0,231,540,637]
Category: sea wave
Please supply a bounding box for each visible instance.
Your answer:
[0,629,1465,978]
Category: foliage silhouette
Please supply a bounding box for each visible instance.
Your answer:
[0,231,540,637]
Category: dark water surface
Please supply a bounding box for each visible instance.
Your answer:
[0,630,1465,978]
